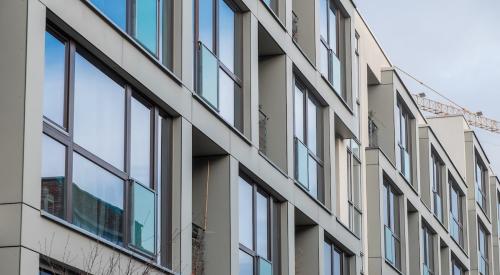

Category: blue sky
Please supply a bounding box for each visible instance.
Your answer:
[357,0,500,175]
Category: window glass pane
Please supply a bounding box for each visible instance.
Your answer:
[239,250,254,275]
[44,32,66,127]
[256,192,269,259]
[294,85,304,141]
[239,178,253,249]
[160,0,173,68]
[131,181,156,254]
[295,140,308,188]
[328,5,337,53]
[90,0,127,30]
[319,0,328,39]
[73,53,125,169]
[333,250,341,275]
[41,135,66,218]
[72,153,124,244]
[324,242,332,275]
[218,0,235,72]
[385,226,393,263]
[131,98,151,186]
[308,156,318,199]
[331,54,341,95]
[319,43,329,79]
[199,0,214,51]
[307,97,317,155]
[219,69,235,126]
[135,0,158,54]
[258,257,272,275]
[353,159,361,206]
[199,44,219,108]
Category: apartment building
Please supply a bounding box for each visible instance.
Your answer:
[0,0,499,274]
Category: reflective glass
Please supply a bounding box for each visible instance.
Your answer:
[385,227,394,264]
[219,69,235,126]
[131,181,156,254]
[90,0,127,30]
[239,250,254,275]
[72,153,124,244]
[295,140,308,188]
[319,43,329,79]
[294,85,304,141]
[199,0,214,51]
[307,97,318,155]
[256,192,269,258]
[74,53,125,169]
[239,178,253,249]
[333,250,341,275]
[331,54,341,95]
[258,257,272,275]
[308,156,318,199]
[131,97,151,186]
[319,0,328,39]
[324,242,332,275]
[218,0,235,72]
[328,6,337,53]
[41,135,66,218]
[199,44,219,108]
[135,0,158,54]
[43,32,66,127]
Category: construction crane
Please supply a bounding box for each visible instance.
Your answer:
[389,66,500,134]
[413,93,500,134]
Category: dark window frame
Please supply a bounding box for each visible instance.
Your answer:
[383,180,401,270]
[293,77,325,203]
[422,224,435,275]
[238,174,281,275]
[347,139,362,237]
[449,178,464,247]
[475,154,488,211]
[430,150,444,222]
[396,98,413,183]
[42,24,173,267]
[324,239,349,275]
[478,222,489,275]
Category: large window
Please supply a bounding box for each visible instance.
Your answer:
[478,223,489,275]
[431,151,443,222]
[319,0,344,97]
[449,179,464,247]
[383,181,401,270]
[88,0,173,69]
[324,240,349,275]
[195,0,243,130]
[475,156,488,211]
[294,78,324,202]
[239,176,281,275]
[395,100,412,182]
[422,225,434,275]
[347,140,362,237]
[42,27,172,266]
[451,259,464,275]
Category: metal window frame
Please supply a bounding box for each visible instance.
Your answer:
[42,24,173,265]
[383,181,401,270]
[324,240,348,275]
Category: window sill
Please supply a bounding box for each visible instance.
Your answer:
[384,258,403,275]
[291,40,317,69]
[259,0,287,33]
[475,201,492,224]
[335,217,361,240]
[40,211,177,275]
[292,179,332,215]
[79,0,182,86]
[192,92,252,147]
[258,150,289,178]
[319,74,354,115]
[398,169,418,196]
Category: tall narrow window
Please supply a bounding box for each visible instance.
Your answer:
[396,100,412,182]
[383,181,401,270]
[422,225,434,275]
[319,0,344,97]
[42,27,172,266]
[475,156,487,211]
[196,0,243,130]
[452,259,464,275]
[89,0,173,69]
[293,79,324,202]
[431,151,443,222]
[324,241,348,275]
[347,140,362,237]
[450,179,464,247]
[478,223,489,275]
[238,176,281,275]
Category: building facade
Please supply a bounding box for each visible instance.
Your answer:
[0,0,498,274]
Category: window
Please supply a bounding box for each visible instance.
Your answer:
[449,179,464,247]
[475,156,487,211]
[42,27,172,266]
[324,240,349,275]
[478,223,489,275]
[422,225,434,275]
[239,176,281,275]
[431,152,443,222]
[88,0,173,69]
[195,0,243,131]
[383,181,401,270]
[395,100,412,182]
[319,0,344,97]
[293,78,324,202]
[347,140,362,237]
[451,259,464,275]
[263,0,278,15]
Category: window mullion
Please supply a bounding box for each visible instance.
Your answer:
[65,40,76,223]
[124,85,132,247]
